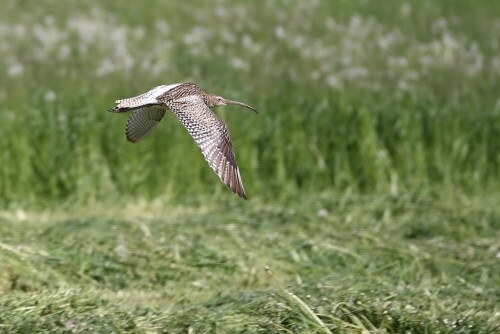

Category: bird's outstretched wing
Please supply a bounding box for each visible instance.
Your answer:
[125,106,167,143]
[164,95,247,199]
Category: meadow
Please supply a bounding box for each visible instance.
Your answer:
[0,0,499,332]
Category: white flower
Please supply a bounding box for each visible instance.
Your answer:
[44,90,56,102]
[326,75,343,90]
[8,63,24,77]
[317,209,329,218]
[325,17,336,31]
[388,56,408,68]
[230,57,250,71]
[342,67,368,81]
[155,20,169,34]
[400,3,411,17]
[275,26,285,39]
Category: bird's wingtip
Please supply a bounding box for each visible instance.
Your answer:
[234,188,247,199]
[235,183,248,199]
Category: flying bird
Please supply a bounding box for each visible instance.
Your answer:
[109,82,257,199]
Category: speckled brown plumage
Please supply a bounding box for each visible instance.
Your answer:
[125,107,166,143]
[109,82,257,199]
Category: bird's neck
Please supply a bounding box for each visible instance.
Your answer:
[203,93,217,108]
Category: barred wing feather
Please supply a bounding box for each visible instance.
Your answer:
[125,107,167,143]
[167,96,247,198]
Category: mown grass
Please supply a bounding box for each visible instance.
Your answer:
[1,192,499,332]
[1,0,500,332]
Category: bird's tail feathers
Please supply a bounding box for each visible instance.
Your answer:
[108,106,127,113]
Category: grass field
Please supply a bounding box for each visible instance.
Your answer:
[1,193,499,332]
[1,0,500,332]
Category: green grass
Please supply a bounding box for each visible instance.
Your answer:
[1,0,500,205]
[1,192,499,332]
[1,0,500,332]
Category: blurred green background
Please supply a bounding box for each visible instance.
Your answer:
[1,0,500,206]
[1,0,499,332]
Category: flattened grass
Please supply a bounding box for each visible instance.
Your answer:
[1,192,499,332]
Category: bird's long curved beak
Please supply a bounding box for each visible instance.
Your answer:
[224,99,258,113]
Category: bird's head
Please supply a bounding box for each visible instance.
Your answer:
[205,94,258,113]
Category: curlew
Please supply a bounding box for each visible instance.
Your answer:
[109,82,257,199]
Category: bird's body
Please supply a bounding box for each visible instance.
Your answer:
[109,82,257,199]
